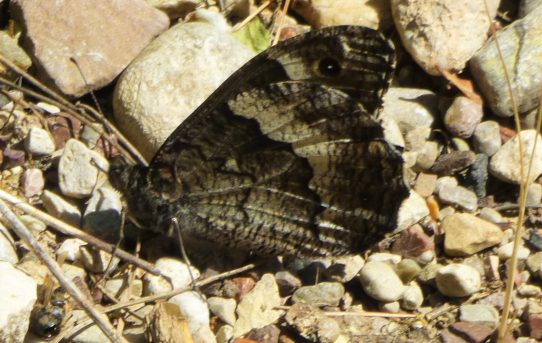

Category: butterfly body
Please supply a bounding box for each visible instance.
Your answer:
[110,26,410,256]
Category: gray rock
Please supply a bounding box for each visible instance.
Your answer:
[442,213,503,257]
[208,297,237,326]
[24,127,55,155]
[58,139,109,199]
[325,255,365,283]
[0,261,37,343]
[459,304,499,328]
[233,274,283,337]
[470,4,542,117]
[444,96,483,139]
[465,153,489,198]
[497,242,531,260]
[83,186,122,241]
[526,252,542,277]
[391,0,498,75]
[438,183,478,212]
[41,190,81,227]
[10,0,169,97]
[359,261,405,302]
[490,130,542,184]
[414,141,439,171]
[274,270,302,296]
[380,88,437,133]
[436,264,481,297]
[114,17,254,160]
[292,282,345,307]
[519,0,542,17]
[473,121,501,156]
[79,246,120,274]
[478,207,505,224]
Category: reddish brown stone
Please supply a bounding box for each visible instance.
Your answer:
[529,313,542,340]
[441,328,468,343]
[391,224,435,258]
[450,322,494,343]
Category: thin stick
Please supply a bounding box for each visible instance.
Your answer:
[0,190,160,275]
[232,0,271,32]
[0,198,128,343]
[272,0,291,46]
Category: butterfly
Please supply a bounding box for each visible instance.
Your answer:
[109,25,410,257]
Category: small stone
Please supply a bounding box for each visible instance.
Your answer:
[2,146,25,168]
[465,153,489,198]
[366,252,402,265]
[0,261,37,342]
[380,88,437,133]
[414,141,439,171]
[41,190,81,227]
[525,183,542,206]
[80,123,103,149]
[169,291,213,341]
[285,303,341,342]
[498,242,531,260]
[104,276,142,298]
[449,322,494,343]
[145,258,201,294]
[325,255,365,283]
[438,183,478,212]
[21,168,44,198]
[442,213,504,257]
[56,238,86,262]
[518,284,542,297]
[490,130,542,184]
[396,259,422,283]
[47,115,75,150]
[359,261,405,302]
[233,274,283,337]
[444,96,483,139]
[400,282,423,311]
[413,172,437,197]
[391,224,435,258]
[216,324,233,343]
[275,271,302,296]
[396,191,430,230]
[528,231,542,252]
[24,127,55,155]
[61,263,87,285]
[430,150,476,175]
[478,207,505,224]
[83,186,122,241]
[484,255,501,281]
[435,176,458,193]
[381,301,401,313]
[527,252,542,276]
[245,325,280,343]
[405,126,431,152]
[292,282,344,307]
[473,121,501,156]
[58,139,109,199]
[0,30,32,80]
[208,297,237,326]
[79,246,120,273]
[459,304,500,328]
[418,264,443,285]
[436,264,481,297]
[381,117,405,148]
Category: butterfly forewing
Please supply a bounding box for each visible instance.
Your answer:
[112,26,410,256]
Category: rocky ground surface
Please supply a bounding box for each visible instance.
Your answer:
[0,0,541,342]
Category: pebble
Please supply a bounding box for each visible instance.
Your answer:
[473,121,502,156]
[435,176,458,193]
[528,231,542,251]
[396,190,430,230]
[465,153,489,198]
[11,0,169,97]
[381,117,405,148]
[459,304,500,328]
[444,96,483,139]
[430,150,476,175]
[413,172,437,197]
[41,190,82,227]
[498,242,531,260]
[61,263,87,286]
[285,303,341,342]
[381,301,401,313]
[169,291,215,343]
[24,127,55,156]
[442,213,504,257]
[292,282,345,307]
[233,274,283,337]
[58,139,109,199]
[400,282,424,311]
[325,255,365,283]
[359,261,405,302]
[216,324,234,343]
[21,168,44,198]
[82,186,122,241]
[208,297,237,326]
[391,224,435,259]
[484,255,501,281]
[104,276,142,299]
[518,284,542,298]
[449,322,494,343]
[405,126,431,152]
[0,261,37,343]
[526,252,542,277]
[0,31,32,80]
[478,207,505,224]
[437,183,478,212]
[470,4,542,117]
[525,183,542,206]
[274,270,302,296]
[79,246,120,274]
[395,259,422,283]
[292,0,393,29]
[2,146,25,168]
[145,258,201,295]
[436,264,481,297]
[380,88,437,133]
[520,0,542,17]
[529,313,542,340]
[391,0,497,75]
[490,130,542,184]
[80,123,103,149]
[0,223,17,264]
[56,238,86,262]
[114,16,254,160]
[414,141,440,171]
[366,252,402,265]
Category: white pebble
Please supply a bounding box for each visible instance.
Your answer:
[436,264,481,297]
[359,261,405,302]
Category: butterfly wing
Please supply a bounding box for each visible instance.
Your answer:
[116,26,410,256]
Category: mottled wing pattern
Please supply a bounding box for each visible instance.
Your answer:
[112,26,410,256]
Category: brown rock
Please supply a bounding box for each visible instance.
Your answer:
[450,322,494,343]
[10,0,169,97]
[391,224,434,258]
[530,313,542,340]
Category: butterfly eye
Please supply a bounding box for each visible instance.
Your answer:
[317,57,342,77]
